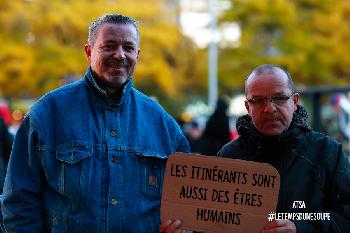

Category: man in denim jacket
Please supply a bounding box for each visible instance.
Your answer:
[2,14,190,233]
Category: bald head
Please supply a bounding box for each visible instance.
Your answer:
[245,64,295,95]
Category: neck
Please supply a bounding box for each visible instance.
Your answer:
[90,70,127,101]
[103,85,123,100]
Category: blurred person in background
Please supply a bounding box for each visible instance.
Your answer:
[7,109,24,137]
[2,13,190,233]
[183,120,203,153]
[200,98,231,155]
[219,64,350,233]
[0,102,11,126]
[0,116,12,192]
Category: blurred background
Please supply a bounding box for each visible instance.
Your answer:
[1,0,350,151]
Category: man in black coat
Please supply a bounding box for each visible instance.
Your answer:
[219,64,350,233]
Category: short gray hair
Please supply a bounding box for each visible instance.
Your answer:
[87,13,140,46]
[245,64,295,95]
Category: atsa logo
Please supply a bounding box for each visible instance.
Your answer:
[292,201,306,209]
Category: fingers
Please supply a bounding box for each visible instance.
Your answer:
[262,226,295,233]
[159,219,192,233]
[264,220,288,229]
[159,219,172,232]
[159,219,182,233]
[262,220,296,233]
[178,230,193,233]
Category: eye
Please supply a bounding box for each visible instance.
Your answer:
[248,97,265,105]
[254,97,266,104]
[123,45,136,52]
[272,96,286,100]
[101,44,114,50]
[271,95,290,104]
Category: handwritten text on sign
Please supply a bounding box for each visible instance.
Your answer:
[160,153,280,233]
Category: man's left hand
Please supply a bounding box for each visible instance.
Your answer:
[159,219,193,233]
[262,220,296,233]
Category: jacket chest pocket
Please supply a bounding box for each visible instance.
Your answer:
[137,152,167,199]
[41,144,93,200]
[56,146,93,198]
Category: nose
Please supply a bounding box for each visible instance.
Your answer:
[113,46,126,60]
[263,99,277,113]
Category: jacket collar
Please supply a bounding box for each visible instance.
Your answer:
[84,67,133,104]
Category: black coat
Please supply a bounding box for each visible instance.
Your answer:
[218,106,350,233]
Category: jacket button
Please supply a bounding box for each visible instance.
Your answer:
[69,151,75,156]
[111,198,118,205]
[111,157,118,163]
[110,130,118,137]
[107,105,117,112]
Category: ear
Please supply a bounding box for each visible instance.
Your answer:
[137,48,140,59]
[293,93,299,111]
[245,100,250,114]
[84,44,92,63]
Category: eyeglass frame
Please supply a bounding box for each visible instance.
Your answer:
[245,93,298,108]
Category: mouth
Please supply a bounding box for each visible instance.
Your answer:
[264,116,280,123]
[109,60,128,68]
[107,64,127,74]
[110,65,126,70]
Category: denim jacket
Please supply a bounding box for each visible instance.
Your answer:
[2,68,190,233]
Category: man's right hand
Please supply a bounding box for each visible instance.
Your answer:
[262,219,296,233]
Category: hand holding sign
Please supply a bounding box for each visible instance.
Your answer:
[159,219,193,233]
[161,153,280,233]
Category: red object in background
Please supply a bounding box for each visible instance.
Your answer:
[229,130,239,141]
[0,103,11,125]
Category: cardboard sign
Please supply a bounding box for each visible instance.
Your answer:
[161,153,280,233]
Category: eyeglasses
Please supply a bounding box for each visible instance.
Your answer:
[246,93,296,108]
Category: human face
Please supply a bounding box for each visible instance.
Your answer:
[245,71,299,136]
[85,23,140,91]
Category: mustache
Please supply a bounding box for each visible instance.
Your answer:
[108,59,128,66]
[263,115,281,121]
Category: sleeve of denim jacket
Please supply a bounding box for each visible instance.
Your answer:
[294,145,350,233]
[176,130,190,153]
[2,114,44,233]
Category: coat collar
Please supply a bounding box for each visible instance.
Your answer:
[84,66,133,104]
[236,105,311,149]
